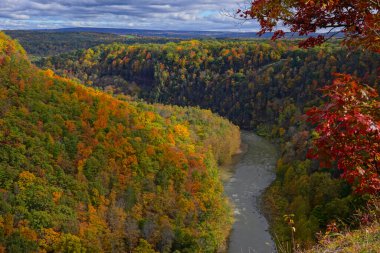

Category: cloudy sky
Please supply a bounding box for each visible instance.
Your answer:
[0,0,259,31]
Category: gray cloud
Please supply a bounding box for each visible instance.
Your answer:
[0,0,259,31]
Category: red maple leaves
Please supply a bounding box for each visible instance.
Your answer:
[306,74,380,194]
[239,0,380,52]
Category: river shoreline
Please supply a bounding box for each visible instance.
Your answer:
[220,142,248,184]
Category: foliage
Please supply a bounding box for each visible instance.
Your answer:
[5,30,182,58]
[6,31,380,251]
[37,37,380,249]
[38,40,379,130]
[307,74,380,194]
[0,32,240,252]
[238,0,380,51]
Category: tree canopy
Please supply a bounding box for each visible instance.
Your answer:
[307,74,380,194]
[0,32,240,252]
[239,0,380,51]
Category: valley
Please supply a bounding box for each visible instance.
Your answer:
[0,28,379,253]
[0,33,240,252]
[34,37,379,249]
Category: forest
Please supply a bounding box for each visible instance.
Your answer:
[39,40,379,130]
[1,0,379,251]
[0,32,241,252]
[37,39,380,249]
[0,12,380,252]
[5,31,182,59]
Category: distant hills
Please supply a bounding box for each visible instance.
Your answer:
[10,27,344,39]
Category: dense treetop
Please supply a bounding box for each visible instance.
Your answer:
[3,27,380,250]
[4,31,182,59]
[40,38,380,248]
[0,32,240,252]
[40,40,379,131]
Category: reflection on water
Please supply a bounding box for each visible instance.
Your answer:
[225,131,278,253]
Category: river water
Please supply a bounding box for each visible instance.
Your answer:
[224,131,278,253]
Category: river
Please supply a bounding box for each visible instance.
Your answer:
[224,131,278,253]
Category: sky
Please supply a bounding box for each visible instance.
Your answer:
[0,0,259,31]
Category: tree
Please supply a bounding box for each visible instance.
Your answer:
[238,0,380,51]
[133,239,158,253]
[306,74,380,194]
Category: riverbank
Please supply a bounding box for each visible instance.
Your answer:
[220,142,248,184]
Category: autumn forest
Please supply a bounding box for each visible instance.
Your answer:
[0,1,380,252]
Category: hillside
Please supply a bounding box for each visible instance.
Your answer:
[5,31,182,59]
[39,38,380,249]
[39,40,379,131]
[0,32,240,252]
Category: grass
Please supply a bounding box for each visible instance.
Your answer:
[302,223,380,253]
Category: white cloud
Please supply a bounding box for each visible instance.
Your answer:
[0,0,260,31]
